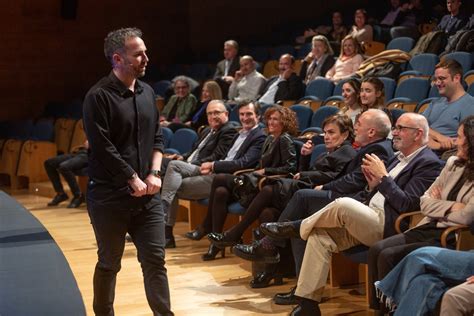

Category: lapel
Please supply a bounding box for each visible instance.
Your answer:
[387,147,425,183]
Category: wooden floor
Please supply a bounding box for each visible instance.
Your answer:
[10,192,372,316]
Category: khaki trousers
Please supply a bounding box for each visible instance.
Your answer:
[296,197,385,301]
[441,281,474,316]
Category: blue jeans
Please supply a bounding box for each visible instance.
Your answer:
[375,247,474,316]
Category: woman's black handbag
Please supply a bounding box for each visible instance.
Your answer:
[233,172,261,208]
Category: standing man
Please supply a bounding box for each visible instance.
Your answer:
[83,27,173,316]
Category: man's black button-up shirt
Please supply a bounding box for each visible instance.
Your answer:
[83,71,164,209]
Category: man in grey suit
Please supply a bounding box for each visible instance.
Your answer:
[161,100,266,247]
[213,40,240,98]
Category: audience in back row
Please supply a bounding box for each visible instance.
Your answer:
[258,54,304,105]
[213,40,240,98]
[161,76,197,132]
[299,35,335,85]
[325,35,364,83]
[228,55,266,104]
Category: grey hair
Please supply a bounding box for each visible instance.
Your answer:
[104,27,142,64]
[224,40,239,51]
[208,99,228,112]
[365,109,392,139]
[400,112,430,144]
[312,35,335,56]
[171,75,199,91]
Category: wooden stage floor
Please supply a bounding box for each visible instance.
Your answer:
[11,192,372,316]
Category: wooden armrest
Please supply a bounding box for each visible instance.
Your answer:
[233,168,255,176]
[395,211,422,234]
[441,225,470,249]
[257,174,286,190]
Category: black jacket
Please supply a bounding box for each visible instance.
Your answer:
[322,138,394,201]
[260,133,297,175]
[183,121,237,165]
[259,73,304,103]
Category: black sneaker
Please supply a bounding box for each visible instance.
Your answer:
[48,193,68,206]
[67,194,85,208]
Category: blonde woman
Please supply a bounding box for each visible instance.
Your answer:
[325,35,364,83]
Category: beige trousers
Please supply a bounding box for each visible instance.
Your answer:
[440,281,474,316]
[295,197,385,301]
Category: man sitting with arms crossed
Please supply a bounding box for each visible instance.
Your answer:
[262,113,443,315]
[161,100,266,247]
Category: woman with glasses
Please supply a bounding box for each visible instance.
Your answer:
[160,75,197,132]
[368,115,474,314]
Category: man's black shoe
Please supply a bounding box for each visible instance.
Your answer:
[260,221,300,239]
[233,240,280,263]
[274,286,299,305]
[47,193,68,206]
[67,194,85,208]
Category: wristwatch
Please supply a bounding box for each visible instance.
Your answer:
[150,169,162,178]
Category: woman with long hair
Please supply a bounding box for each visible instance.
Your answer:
[339,78,362,123]
[369,116,474,314]
[193,106,298,260]
[349,8,373,44]
[325,35,364,83]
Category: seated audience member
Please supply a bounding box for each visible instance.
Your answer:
[368,115,474,313]
[226,114,357,286]
[359,77,393,124]
[389,0,424,39]
[186,80,222,131]
[435,0,469,38]
[296,11,348,52]
[262,112,443,315]
[258,54,304,105]
[380,0,402,28]
[422,59,474,155]
[234,109,395,303]
[204,106,298,260]
[161,75,197,132]
[299,35,336,85]
[213,39,240,98]
[325,35,364,83]
[339,78,362,123]
[349,9,374,45]
[161,100,238,247]
[228,56,266,103]
[161,101,266,247]
[44,140,89,208]
[375,247,474,316]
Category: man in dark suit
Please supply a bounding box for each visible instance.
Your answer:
[259,112,443,315]
[161,100,266,247]
[213,40,240,98]
[258,54,304,104]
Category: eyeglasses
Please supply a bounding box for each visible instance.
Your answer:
[391,125,420,132]
[206,110,225,117]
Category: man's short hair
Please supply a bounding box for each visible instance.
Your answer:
[280,54,295,65]
[208,99,227,112]
[238,100,261,116]
[224,40,239,51]
[104,27,142,64]
[365,109,392,139]
[436,58,464,77]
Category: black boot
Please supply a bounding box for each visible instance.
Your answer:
[290,298,320,316]
[165,225,176,248]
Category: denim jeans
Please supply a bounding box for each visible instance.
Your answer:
[375,247,474,316]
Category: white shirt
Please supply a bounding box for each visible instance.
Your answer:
[259,76,284,104]
[223,125,258,161]
[228,70,266,102]
[369,146,427,211]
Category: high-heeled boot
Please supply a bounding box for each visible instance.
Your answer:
[201,244,225,261]
[250,263,283,288]
[165,225,176,248]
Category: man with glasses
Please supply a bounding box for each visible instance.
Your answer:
[423,59,474,155]
[255,112,443,315]
[160,100,267,247]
